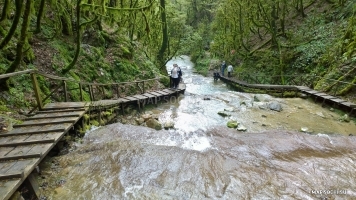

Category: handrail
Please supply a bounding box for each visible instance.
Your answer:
[1,69,169,113]
[0,69,36,79]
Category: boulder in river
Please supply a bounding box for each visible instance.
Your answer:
[218,111,231,117]
[339,114,350,122]
[146,119,162,130]
[227,120,239,128]
[237,124,247,131]
[164,121,175,129]
[268,101,282,112]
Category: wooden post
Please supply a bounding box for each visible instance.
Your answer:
[30,73,43,110]
[89,85,94,101]
[79,83,83,101]
[116,84,120,98]
[23,173,40,199]
[142,81,145,94]
[63,80,68,102]
[101,86,105,99]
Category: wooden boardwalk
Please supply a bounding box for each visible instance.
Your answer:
[220,76,356,115]
[0,85,185,200]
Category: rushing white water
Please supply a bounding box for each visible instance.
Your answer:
[39,56,356,200]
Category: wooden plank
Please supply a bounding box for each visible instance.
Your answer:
[322,95,338,100]
[0,159,18,174]
[141,93,156,98]
[162,89,176,94]
[43,102,87,110]
[340,102,356,108]
[124,96,139,101]
[314,92,329,96]
[295,86,311,90]
[34,110,85,118]
[149,92,163,96]
[155,91,169,95]
[0,172,23,180]
[304,90,319,94]
[13,119,77,127]
[0,139,55,147]
[24,114,81,120]
[118,98,130,103]
[41,132,65,142]
[0,153,41,161]
[0,179,22,200]
[132,95,149,100]
[36,108,86,113]
[0,134,31,145]
[0,128,65,137]
[330,98,346,103]
[0,147,15,157]
[5,159,38,175]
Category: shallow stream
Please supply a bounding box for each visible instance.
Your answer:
[39,56,356,199]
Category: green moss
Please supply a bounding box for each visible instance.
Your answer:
[90,120,99,126]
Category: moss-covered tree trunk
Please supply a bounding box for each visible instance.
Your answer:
[35,0,46,33]
[0,0,10,22]
[0,0,23,50]
[61,0,81,75]
[0,0,31,90]
[157,0,169,74]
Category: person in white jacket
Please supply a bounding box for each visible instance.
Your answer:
[227,65,233,77]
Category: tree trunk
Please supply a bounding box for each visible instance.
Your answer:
[157,0,169,73]
[61,0,81,75]
[0,0,10,22]
[0,0,32,90]
[0,0,23,50]
[35,0,46,33]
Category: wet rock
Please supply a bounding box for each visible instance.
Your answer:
[316,112,326,118]
[227,120,239,128]
[224,107,234,112]
[218,111,231,117]
[203,97,211,100]
[146,119,162,130]
[135,117,145,125]
[300,127,309,133]
[253,95,260,102]
[152,114,160,120]
[164,121,175,129]
[141,114,152,122]
[261,115,267,118]
[339,114,350,122]
[237,124,247,131]
[329,108,334,112]
[268,101,282,112]
[254,102,267,110]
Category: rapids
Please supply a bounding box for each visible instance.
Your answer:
[39,56,356,200]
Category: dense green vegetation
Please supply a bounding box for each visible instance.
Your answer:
[0,0,355,113]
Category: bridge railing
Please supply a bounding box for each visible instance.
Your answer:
[236,73,356,101]
[0,69,168,114]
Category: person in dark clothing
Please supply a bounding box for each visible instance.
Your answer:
[213,70,220,81]
[221,61,226,76]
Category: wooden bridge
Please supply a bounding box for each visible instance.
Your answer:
[0,70,185,200]
[219,75,356,115]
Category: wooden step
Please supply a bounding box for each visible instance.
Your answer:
[0,139,55,147]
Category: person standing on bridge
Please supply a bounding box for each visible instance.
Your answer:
[171,64,181,89]
[221,61,227,76]
[227,64,233,77]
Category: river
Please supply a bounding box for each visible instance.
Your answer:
[38,56,356,199]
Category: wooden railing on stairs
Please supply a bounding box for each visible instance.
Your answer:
[0,69,168,114]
